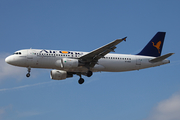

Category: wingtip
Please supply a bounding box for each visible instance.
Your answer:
[122,37,127,41]
[168,53,175,56]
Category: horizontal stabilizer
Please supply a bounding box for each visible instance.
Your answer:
[149,53,174,63]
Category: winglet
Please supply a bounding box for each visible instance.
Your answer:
[122,37,127,41]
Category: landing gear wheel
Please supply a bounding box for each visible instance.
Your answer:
[26,67,31,78]
[87,71,93,77]
[26,73,30,77]
[78,78,84,84]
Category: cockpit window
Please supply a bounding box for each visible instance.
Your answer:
[13,52,22,55]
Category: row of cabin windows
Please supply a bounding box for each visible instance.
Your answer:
[103,57,131,60]
[34,53,77,57]
[34,53,131,60]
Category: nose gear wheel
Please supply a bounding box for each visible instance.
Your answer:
[26,67,31,77]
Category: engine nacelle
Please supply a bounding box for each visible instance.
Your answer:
[61,58,79,68]
[50,70,73,80]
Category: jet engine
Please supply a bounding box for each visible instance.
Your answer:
[55,58,79,68]
[50,70,73,80]
[61,58,79,68]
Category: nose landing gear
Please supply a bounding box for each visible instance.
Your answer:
[26,67,31,77]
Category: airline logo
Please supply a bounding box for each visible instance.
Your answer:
[39,50,83,55]
[152,41,161,53]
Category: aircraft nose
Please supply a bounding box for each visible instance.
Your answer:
[5,56,13,64]
[5,56,10,63]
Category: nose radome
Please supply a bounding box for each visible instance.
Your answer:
[5,56,10,64]
[5,55,22,66]
[5,56,13,64]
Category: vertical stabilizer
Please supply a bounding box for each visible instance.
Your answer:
[137,32,166,57]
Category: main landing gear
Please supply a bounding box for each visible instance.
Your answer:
[26,67,31,77]
[87,71,93,77]
[78,71,93,84]
[78,77,84,84]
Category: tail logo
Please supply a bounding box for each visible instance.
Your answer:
[152,41,161,53]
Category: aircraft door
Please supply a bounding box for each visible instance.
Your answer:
[26,50,34,66]
[27,50,34,59]
[136,58,141,65]
[136,56,141,70]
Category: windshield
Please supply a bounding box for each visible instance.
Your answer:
[13,52,21,55]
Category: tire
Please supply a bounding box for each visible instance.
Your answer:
[26,73,30,77]
[78,78,84,84]
[87,71,93,77]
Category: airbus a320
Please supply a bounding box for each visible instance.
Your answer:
[5,32,174,84]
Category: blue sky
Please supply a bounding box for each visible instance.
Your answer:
[0,0,180,120]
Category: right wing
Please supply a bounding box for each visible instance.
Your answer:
[79,37,127,68]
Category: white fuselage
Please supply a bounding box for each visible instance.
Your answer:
[5,49,170,73]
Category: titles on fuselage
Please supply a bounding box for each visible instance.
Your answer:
[39,50,83,55]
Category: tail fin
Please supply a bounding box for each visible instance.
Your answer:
[137,32,166,57]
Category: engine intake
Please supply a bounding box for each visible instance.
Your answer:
[50,70,73,80]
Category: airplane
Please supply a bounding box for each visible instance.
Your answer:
[5,32,174,84]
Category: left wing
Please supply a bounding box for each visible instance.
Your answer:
[79,37,127,68]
